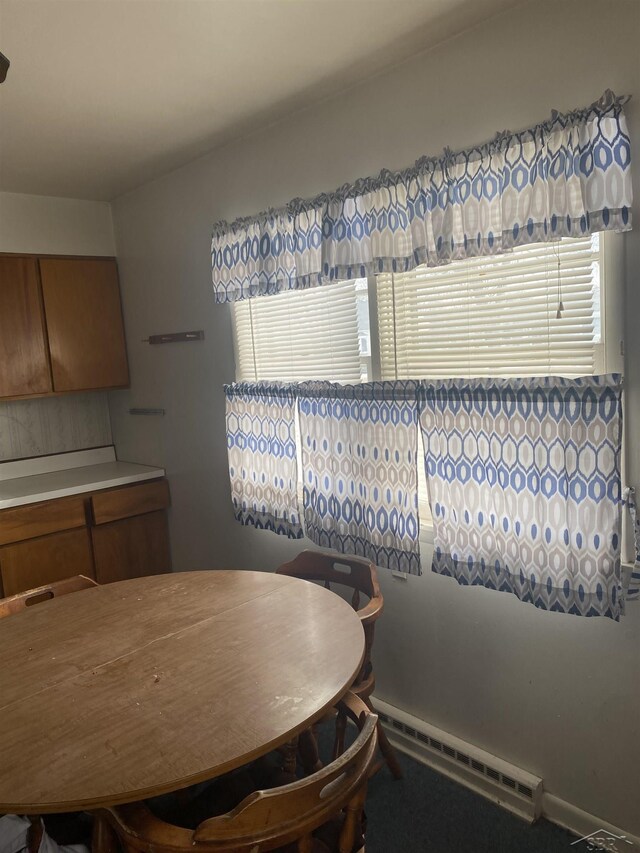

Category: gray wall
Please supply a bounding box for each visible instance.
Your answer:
[0,192,115,256]
[109,0,640,834]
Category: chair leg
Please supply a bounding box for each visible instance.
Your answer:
[27,817,43,853]
[281,735,299,779]
[298,727,323,774]
[339,787,367,853]
[91,812,120,853]
[333,708,347,760]
[364,697,403,779]
[298,832,314,852]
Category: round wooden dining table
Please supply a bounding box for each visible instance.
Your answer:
[0,570,365,819]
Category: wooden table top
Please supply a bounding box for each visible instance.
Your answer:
[0,570,365,813]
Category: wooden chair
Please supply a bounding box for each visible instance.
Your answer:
[0,575,98,619]
[277,550,402,780]
[96,692,377,853]
[0,574,99,853]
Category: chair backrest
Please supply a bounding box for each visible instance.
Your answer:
[277,551,383,692]
[276,550,383,626]
[104,692,377,853]
[0,575,98,619]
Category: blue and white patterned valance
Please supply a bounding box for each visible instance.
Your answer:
[212,91,632,303]
[419,375,624,619]
[225,383,303,539]
[298,381,421,575]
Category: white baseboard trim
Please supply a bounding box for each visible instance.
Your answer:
[375,698,541,823]
[375,697,639,848]
[542,793,640,849]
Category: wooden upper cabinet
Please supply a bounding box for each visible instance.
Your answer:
[39,258,130,392]
[0,257,52,397]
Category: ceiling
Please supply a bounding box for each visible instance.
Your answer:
[0,0,524,201]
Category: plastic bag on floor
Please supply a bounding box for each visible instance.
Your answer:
[0,815,89,853]
[0,815,30,853]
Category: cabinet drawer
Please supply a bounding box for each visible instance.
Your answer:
[0,495,88,547]
[0,528,95,596]
[91,479,170,525]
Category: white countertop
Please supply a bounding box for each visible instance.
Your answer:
[0,447,165,510]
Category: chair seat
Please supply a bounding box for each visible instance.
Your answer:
[277,812,366,853]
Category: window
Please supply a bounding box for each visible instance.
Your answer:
[232,234,622,532]
[232,278,370,383]
[234,235,618,384]
[377,234,606,380]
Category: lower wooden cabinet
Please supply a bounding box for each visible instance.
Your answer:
[0,478,171,596]
[92,510,171,584]
[0,528,95,597]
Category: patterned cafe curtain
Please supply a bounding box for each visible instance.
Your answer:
[212,91,632,303]
[224,383,303,539]
[419,375,624,619]
[297,381,421,575]
[624,488,640,602]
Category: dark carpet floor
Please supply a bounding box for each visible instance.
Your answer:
[314,717,576,853]
[364,744,577,853]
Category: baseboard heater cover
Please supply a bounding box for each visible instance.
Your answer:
[375,698,543,823]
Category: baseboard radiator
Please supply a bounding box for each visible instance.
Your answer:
[375,698,543,823]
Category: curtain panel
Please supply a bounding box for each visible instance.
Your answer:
[297,381,421,575]
[419,375,624,619]
[624,488,640,602]
[212,91,632,303]
[224,383,303,539]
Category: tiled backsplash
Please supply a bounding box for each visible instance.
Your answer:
[0,393,112,461]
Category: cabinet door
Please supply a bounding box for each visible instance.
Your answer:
[0,528,95,596]
[0,256,52,397]
[39,258,129,392]
[92,510,171,584]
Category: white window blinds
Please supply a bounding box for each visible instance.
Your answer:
[377,235,604,380]
[232,279,364,382]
